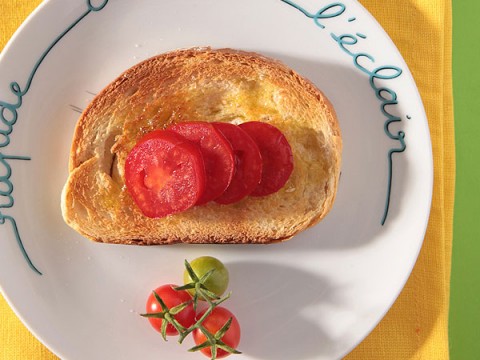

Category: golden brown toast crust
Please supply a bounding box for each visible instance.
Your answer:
[61,48,342,244]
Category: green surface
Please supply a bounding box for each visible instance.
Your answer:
[450,0,480,359]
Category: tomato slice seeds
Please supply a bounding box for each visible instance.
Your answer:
[124,130,206,218]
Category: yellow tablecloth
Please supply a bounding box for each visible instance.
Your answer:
[0,0,453,359]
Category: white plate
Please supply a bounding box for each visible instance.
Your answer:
[0,0,432,359]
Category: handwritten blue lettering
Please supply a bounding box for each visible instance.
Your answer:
[281,0,406,224]
[0,0,110,275]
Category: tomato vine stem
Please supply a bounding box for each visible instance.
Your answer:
[142,259,241,359]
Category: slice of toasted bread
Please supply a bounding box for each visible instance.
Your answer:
[61,48,342,244]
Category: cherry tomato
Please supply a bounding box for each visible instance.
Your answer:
[184,256,229,298]
[125,130,206,218]
[239,122,294,196]
[213,122,263,204]
[169,122,235,205]
[145,284,195,336]
[193,307,241,359]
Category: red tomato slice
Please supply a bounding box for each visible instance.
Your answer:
[125,130,206,218]
[169,122,235,205]
[239,122,294,196]
[213,122,262,204]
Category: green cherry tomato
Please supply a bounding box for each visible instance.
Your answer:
[184,256,229,298]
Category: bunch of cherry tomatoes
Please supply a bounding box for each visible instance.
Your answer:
[143,256,241,359]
